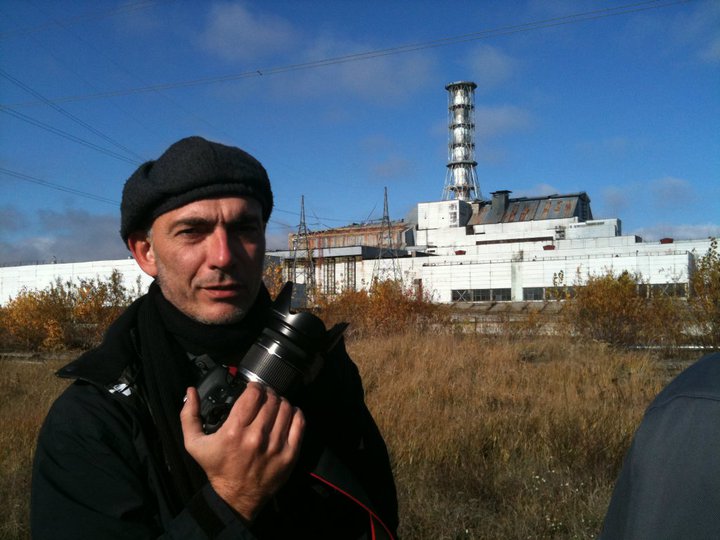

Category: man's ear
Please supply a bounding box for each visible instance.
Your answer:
[127,231,158,277]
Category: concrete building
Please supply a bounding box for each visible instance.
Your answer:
[274,189,712,303]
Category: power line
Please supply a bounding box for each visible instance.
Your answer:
[6,0,694,107]
[0,166,364,225]
[0,0,172,41]
[0,167,120,205]
[0,106,142,166]
[0,68,146,162]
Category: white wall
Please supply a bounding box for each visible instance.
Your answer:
[0,259,153,305]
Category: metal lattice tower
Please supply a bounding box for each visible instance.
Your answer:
[291,195,316,300]
[442,81,482,202]
[373,187,402,283]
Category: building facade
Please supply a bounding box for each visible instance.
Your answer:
[272,190,713,304]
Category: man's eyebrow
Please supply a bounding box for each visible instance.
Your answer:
[169,215,262,230]
[168,217,213,230]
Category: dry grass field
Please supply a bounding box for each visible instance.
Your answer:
[0,334,682,540]
[1,354,73,540]
[1,244,716,537]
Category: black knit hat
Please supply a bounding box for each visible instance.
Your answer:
[120,136,273,243]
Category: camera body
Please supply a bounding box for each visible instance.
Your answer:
[197,282,347,433]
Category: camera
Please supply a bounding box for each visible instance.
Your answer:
[197,281,348,434]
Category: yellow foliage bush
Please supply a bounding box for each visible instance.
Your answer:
[0,270,141,351]
[315,278,450,339]
[689,237,720,347]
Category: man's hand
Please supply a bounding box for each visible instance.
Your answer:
[180,383,305,522]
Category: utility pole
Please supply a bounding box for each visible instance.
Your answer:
[373,187,402,283]
[291,195,316,305]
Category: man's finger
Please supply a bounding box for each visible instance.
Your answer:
[180,387,205,442]
[287,407,305,450]
[223,382,266,429]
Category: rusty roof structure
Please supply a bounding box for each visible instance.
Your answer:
[468,190,593,226]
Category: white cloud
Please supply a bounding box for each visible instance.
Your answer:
[265,228,291,251]
[464,44,519,91]
[283,34,436,103]
[514,183,562,198]
[575,136,645,159]
[198,4,438,104]
[0,207,127,266]
[599,185,632,217]
[199,2,297,62]
[631,223,720,242]
[667,1,720,64]
[647,176,696,208]
[474,105,533,139]
[699,35,720,63]
[371,154,414,180]
[447,104,533,165]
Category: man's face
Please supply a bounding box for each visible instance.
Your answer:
[131,196,266,325]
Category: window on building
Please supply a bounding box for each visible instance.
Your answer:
[472,289,491,301]
[651,283,687,298]
[452,289,471,301]
[322,263,336,295]
[523,287,544,301]
[344,259,356,291]
[492,289,512,301]
[452,288,515,302]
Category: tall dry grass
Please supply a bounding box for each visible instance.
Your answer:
[348,332,673,539]
[0,335,680,539]
[0,355,70,540]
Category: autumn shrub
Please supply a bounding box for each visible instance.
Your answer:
[70,271,141,347]
[1,286,70,351]
[689,237,720,347]
[262,259,286,299]
[315,278,450,339]
[0,271,141,351]
[559,270,686,348]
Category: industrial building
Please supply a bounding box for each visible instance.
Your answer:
[272,81,713,303]
[0,81,713,305]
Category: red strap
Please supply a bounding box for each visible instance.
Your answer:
[308,472,395,540]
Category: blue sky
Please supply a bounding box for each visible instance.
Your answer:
[1,0,718,265]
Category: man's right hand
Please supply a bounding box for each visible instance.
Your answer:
[180,383,305,522]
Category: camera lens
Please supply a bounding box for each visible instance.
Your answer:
[237,302,328,397]
[198,282,348,433]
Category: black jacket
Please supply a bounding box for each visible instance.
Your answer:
[600,353,720,540]
[31,293,398,539]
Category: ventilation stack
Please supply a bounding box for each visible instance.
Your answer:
[442,81,481,202]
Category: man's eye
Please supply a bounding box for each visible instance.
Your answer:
[232,224,261,236]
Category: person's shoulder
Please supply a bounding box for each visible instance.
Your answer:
[649,352,720,411]
[41,380,137,445]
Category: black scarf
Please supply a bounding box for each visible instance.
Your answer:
[136,281,271,511]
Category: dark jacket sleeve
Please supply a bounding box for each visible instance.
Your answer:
[31,382,257,540]
[298,338,399,534]
[599,353,720,540]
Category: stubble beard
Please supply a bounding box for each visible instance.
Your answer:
[155,269,260,326]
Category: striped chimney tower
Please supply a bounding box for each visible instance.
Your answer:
[442,81,481,201]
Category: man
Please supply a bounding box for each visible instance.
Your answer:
[599,352,720,539]
[31,136,398,539]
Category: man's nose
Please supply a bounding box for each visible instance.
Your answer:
[207,228,235,269]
